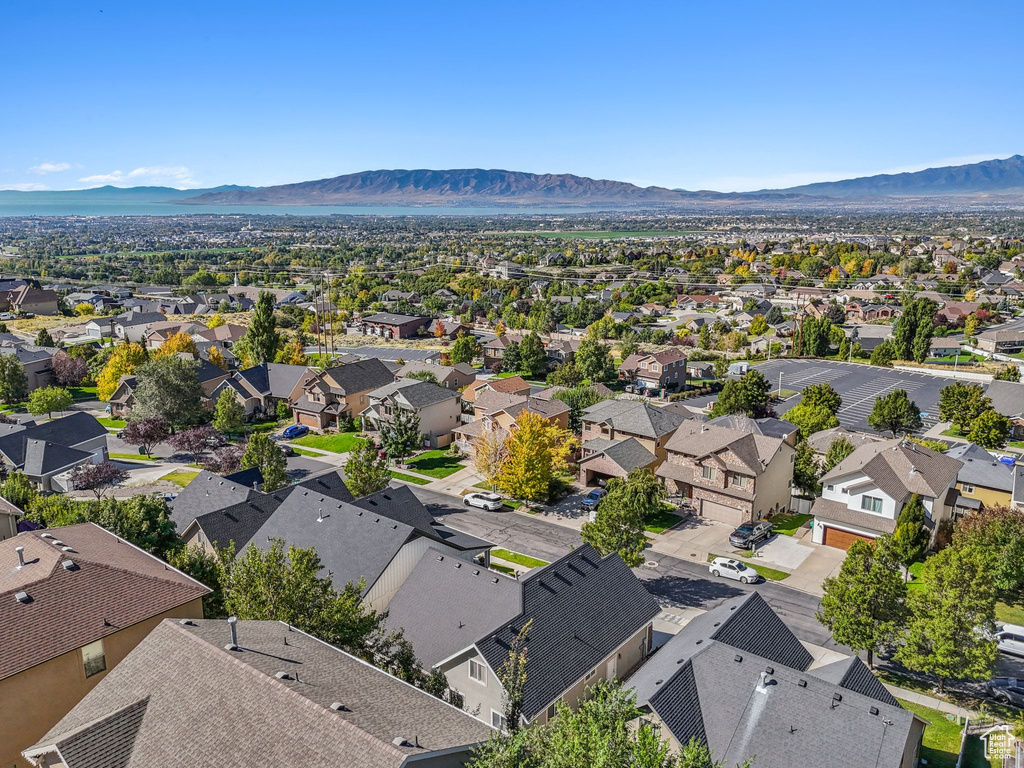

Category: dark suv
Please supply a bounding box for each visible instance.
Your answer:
[986,677,1024,708]
[729,521,772,549]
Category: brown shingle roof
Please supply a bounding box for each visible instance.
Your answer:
[487,375,531,394]
[821,439,962,500]
[26,619,492,767]
[664,421,782,476]
[0,523,210,681]
[811,497,897,534]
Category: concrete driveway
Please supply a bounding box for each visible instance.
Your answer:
[752,534,814,570]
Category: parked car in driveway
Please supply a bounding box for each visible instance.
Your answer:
[996,623,1024,657]
[464,492,504,511]
[729,521,772,549]
[708,556,759,584]
[280,444,295,457]
[281,424,309,439]
[986,677,1024,707]
[581,488,607,508]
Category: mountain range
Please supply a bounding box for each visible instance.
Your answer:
[4,155,1024,208]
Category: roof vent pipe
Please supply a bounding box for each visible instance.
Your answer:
[15,546,24,568]
[225,615,239,651]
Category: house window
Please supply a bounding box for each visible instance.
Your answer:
[962,484,975,494]
[82,640,106,678]
[469,658,486,684]
[585,668,597,681]
[650,364,659,372]
[640,361,648,369]
[861,495,883,513]
[701,465,716,481]
[731,475,749,489]
[826,484,834,491]
[491,710,508,731]
[547,703,557,719]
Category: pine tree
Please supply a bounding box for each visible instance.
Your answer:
[212,389,245,436]
[241,432,288,492]
[242,290,281,365]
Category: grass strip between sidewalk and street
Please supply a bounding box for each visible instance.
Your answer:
[162,470,200,488]
[390,470,430,485]
[491,548,549,568]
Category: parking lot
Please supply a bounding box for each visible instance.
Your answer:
[684,359,947,435]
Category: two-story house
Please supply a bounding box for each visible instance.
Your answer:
[291,358,395,431]
[944,443,1015,514]
[386,543,660,731]
[453,392,570,457]
[0,524,209,768]
[361,378,461,449]
[618,348,688,391]
[812,439,963,550]
[578,399,687,486]
[0,412,109,491]
[985,379,1024,438]
[210,362,315,421]
[655,420,795,526]
[390,360,477,391]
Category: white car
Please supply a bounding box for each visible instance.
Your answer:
[996,623,1024,656]
[708,557,759,584]
[464,492,504,511]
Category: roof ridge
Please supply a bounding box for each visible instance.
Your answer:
[169,621,412,760]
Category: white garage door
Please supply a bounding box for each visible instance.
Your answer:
[700,499,744,527]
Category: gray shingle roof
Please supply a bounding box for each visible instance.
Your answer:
[581,437,656,474]
[322,358,395,395]
[0,412,107,470]
[168,471,255,532]
[476,544,660,720]
[945,443,1014,492]
[706,414,797,440]
[26,619,492,767]
[369,378,458,409]
[630,594,914,768]
[23,439,92,477]
[582,398,686,439]
[811,497,897,534]
[986,379,1024,418]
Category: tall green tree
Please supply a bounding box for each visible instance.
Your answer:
[886,494,929,576]
[380,409,422,464]
[241,290,282,365]
[497,620,532,734]
[823,435,855,472]
[895,544,998,693]
[546,360,584,388]
[34,329,55,347]
[869,340,895,368]
[27,386,73,418]
[785,401,839,439]
[451,333,481,365]
[519,333,547,377]
[168,543,232,618]
[710,370,772,418]
[344,439,391,498]
[800,382,842,413]
[0,355,28,404]
[241,432,288,492]
[792,439,821,496]
[554,385,606,434]
[867,389,922,436]
[968,409,1011,449]
[581,468,664,567]
[937,382,990,434]
[212,389,245,436]
[954,505,1024,594]
[892,298,937,362]
[818,539,906,668]
[500,339,521,373]
[132,355,206,429]
[574,338,614,382]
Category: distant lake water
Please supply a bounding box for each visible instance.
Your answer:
[0,199,621,217]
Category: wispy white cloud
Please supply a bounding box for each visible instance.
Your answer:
[28,162,72,175]
[0,182,51,191]
[78,166,200,188]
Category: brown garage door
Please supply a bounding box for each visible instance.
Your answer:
[700,499,744,527]
[297,412,321,428]
[823,526,874,550]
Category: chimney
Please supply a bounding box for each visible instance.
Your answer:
[15,546,24,568]
[225,615,239,651]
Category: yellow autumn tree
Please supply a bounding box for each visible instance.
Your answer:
[155,331,199,358]
[279,336,308,366]
[97,343,147,401]
[206,313,225,328]
[208,345,229,371]
[497,412,577,504]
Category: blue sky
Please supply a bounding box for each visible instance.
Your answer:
[2,0,1022,192]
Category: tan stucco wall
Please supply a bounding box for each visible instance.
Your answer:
[1,598,204,768]
[955,481,1011,509]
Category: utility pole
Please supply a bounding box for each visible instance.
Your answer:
[314,270,323,361]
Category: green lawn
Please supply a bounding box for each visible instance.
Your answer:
[708,553,789,581]
[290,447,323,458]
[996,599,1024,625]
[68,385,98,401]
[492,548,549,568]
[98,417,127,429]
[108,452,157,462]
[771,388,799,399]
[162,470,200,488]
[491,562,516,575]
[770,512,812,536]
[896,700,987,768]
[293,432,365,453]
[391,470,430,485]
[246,420,284,434]
[644,507,683,534]
[406,449,465,479]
